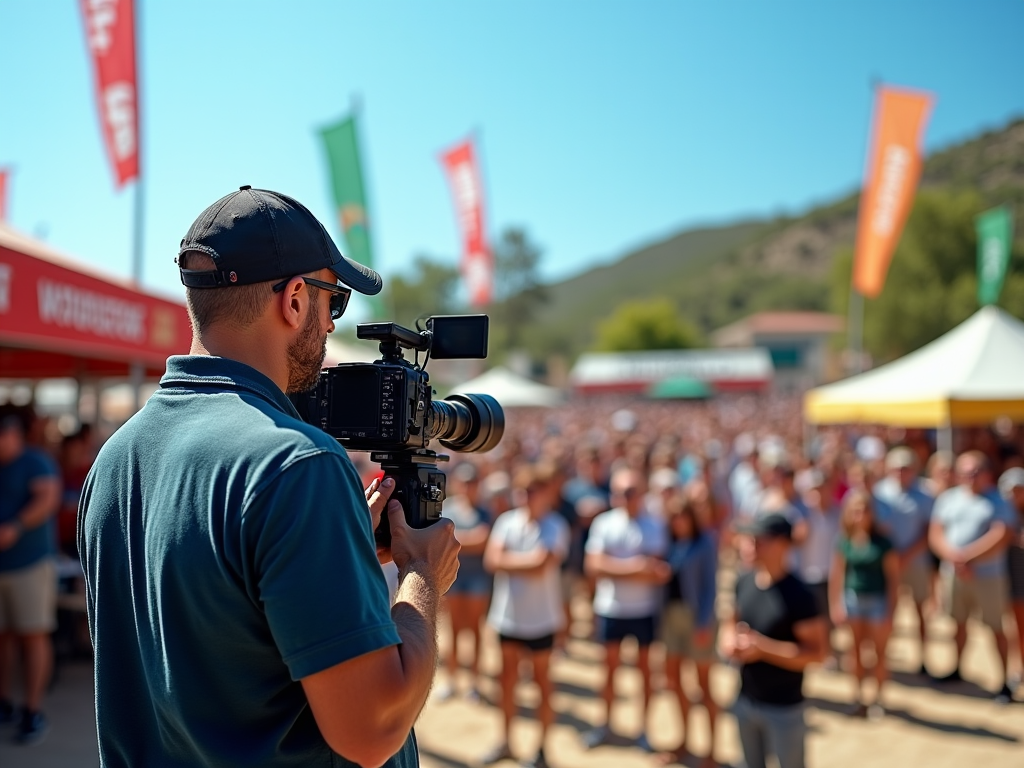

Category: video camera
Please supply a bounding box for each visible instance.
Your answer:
[291,314,504,546]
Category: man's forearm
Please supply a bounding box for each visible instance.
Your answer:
[390,566,441,727]
[755,637,823,671]
[585,553,647,578]
[963,523,1009,563]
[493,549,552,574]
[19,480,60,529]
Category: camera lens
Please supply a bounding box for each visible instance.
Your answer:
[428,393,505,453]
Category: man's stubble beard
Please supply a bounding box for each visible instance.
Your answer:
[285,289,328,394]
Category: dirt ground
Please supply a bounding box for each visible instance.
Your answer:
[2,593,1020,767]
[415,594,1024,768]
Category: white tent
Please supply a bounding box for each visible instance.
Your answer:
[805,306,1024,428]
[449,367,565,408]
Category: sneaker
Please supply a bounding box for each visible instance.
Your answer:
[935,667,962,684]
[867,703,885,721]
[521,748,549,768]
[479,742,514,765]
[15,710,49,745]
[0,700,14,725]
[993,684,1014,705]
[582,726,610,749]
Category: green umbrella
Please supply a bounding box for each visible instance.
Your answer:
[647,376,712,400]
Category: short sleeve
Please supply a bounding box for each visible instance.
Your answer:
[27,450,58,482]
[489,511,512,547]
[584,514,608,554]
[242,451,400,681]
[789,579,820,622]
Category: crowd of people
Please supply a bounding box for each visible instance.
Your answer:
[356,396,1024,768]
[2,392,1024,767]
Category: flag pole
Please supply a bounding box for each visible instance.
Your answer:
[848,76,880,377]
[847,287,863,375]
[130,0,145,412]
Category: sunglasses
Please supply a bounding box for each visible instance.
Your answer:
[272,276,351,320]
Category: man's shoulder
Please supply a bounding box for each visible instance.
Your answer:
[113,388,345,460]
[779,573,819,615]
[933,485,965,515]
[593,506,626,527]
[19,447,58,476]
[493,507,525,531]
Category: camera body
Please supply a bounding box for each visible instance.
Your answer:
[291,315,504,545]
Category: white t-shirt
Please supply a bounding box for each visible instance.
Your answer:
[586,507,668,619]
[486,508,569,638]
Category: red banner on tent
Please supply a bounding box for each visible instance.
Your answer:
[440,139,493,307]
[0,238,191,374]
[80,0,139,187]
[852,86,933,298]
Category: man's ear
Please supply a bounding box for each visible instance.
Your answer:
[278,276,307,331]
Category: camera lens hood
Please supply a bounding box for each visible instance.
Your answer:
[435,393,505,453]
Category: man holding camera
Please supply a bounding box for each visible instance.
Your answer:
[79,187,460,768]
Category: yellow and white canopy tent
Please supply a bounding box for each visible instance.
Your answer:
[805,306,1024,437]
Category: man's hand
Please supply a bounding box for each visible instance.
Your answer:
[0,522,19,551]
[733,623,764,663]
[388,500,461,595]
[953,561,974,580]
[645,557,673,584]
[365,477,399,564]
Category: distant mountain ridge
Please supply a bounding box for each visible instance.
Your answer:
[517,117,1024,362]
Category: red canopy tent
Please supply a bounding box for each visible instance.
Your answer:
[0,222,192,381]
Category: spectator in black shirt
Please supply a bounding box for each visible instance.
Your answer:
[721,513,827,768]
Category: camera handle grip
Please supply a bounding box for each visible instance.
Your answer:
[372,462,446,549]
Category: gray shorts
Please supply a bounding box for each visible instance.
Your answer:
[945,571,1007,631]
[899,559,933,604]
[0,558,57,634]
[660,601,717,661]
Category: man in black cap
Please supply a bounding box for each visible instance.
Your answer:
[79,187,460,768]
[721,513,827,768]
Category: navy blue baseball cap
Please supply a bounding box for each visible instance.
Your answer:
[178,185,382,295]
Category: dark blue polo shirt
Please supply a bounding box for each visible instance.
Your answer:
[0,447,58,572]
[78,356,414,768]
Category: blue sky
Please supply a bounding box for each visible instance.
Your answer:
[2,1,1023,321]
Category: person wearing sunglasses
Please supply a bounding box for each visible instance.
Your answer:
[79,186,460,768]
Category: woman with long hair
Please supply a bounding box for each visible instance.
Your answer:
[829,489,899,718]
[658,496,719,767]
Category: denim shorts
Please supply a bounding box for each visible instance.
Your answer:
[844,589,888,623]
[595,614,657,646]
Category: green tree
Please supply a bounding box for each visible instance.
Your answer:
[594,298,702,352]
[488,227,548,350]
[382,254,462,329]
[830,189,1024,362]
